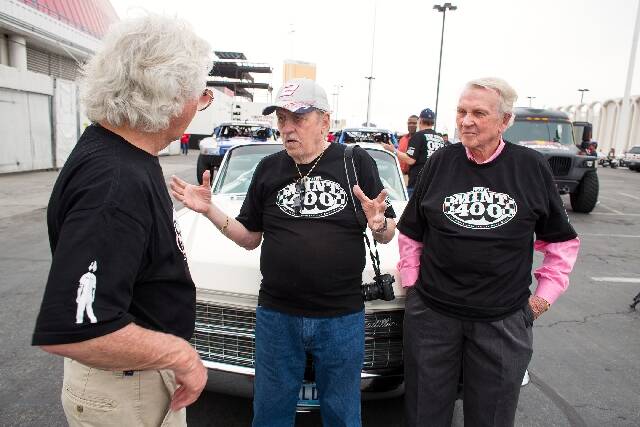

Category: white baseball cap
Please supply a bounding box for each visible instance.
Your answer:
[262,78,330,115]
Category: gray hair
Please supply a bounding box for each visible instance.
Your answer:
[465,77,518,127]
[80,14,211,132]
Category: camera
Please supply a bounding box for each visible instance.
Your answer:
[361,273,396,301]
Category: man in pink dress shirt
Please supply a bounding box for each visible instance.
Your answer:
[397,77,580,427]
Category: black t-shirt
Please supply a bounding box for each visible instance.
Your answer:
[32,124,195,345]
[406,129,445,188]
[236,143,395,317]
[398,142,577,322]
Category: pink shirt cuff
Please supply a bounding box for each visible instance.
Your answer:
[533,237,580,304]
[397,232,423,287]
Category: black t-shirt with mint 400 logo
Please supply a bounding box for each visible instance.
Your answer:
[32,124,195,346]
[237,143,395,317]
[398,142,577,322]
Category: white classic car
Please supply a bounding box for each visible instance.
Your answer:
[176,142,408,409]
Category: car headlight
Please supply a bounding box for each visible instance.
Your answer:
[202,147,220,155]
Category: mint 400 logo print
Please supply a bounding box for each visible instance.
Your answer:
[277,176,348,218]
[442,187,517,229]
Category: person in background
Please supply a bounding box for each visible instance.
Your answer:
[383,108,445,197]
[180,133,190,155]
[395,115,418,178]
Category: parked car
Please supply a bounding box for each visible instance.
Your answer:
[503,108,599,213]
[196,121,278,184]
[337,127,398,147]
[623,145,640,171]
[176,142,408,410]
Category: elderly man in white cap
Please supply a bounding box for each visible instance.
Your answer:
[171,78,396,426]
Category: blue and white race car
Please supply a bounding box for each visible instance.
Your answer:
[196,121,278,183]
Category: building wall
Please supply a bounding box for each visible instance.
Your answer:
[27,45,79,80]
[0,64,53,173]
[557,96,640,154]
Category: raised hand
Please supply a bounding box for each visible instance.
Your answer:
[170,171,212,214]
[381,142,396,153]
[353,185,388,232]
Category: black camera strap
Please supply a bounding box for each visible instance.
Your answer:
[343,145,383,278]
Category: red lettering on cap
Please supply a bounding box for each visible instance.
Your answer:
[279,84,300,98]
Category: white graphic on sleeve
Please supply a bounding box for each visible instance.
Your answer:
[443,187,517,229]
[173,209,187,262]
[75,261,98,324]
[276,176,348,218]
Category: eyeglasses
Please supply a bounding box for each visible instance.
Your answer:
[197,88,214,111]
[293,179,306,216]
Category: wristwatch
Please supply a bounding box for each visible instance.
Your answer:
[374,217,387,234]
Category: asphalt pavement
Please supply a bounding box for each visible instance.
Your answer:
[0,152,638,426]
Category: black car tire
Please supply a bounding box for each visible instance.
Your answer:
[196,155,207,184]
[570,171,599,213]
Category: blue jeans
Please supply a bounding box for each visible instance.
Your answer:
[252,306,365,427]
[407,187,414,198]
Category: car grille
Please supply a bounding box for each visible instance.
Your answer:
[191,301,404,371]
[547,156,572,176]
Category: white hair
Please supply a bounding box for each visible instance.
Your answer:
[465,77,518,127]
[80,14,211,132]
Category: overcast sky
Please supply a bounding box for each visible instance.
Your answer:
[110,0,640,135]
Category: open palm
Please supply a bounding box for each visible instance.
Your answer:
[353,185,388,231]
[170,171,212,214]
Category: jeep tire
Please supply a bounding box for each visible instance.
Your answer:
[570,171,599,213]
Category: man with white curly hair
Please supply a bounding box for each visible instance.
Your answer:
[32,14,213,426]
[398,77,580,426]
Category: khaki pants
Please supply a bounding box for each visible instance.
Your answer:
[61,358,186,427]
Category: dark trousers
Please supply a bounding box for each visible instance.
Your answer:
[403,288,533,427]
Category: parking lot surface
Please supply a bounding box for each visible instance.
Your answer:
[0,153,638,426]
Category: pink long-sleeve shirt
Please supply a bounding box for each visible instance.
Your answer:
[397,139,580,305]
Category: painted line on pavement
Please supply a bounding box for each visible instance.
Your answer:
[596,204,624,214]
[591,277,640,283]
[618,192,640,201]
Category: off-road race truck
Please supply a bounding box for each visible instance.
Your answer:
[503,108,599,213]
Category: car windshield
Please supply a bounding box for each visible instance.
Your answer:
[503,120,574,145]
[628,146,640,154]
[218,125,271,140]
[214,145,407,201]
[342,130,391,144]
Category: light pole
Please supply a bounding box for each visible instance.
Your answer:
[332,84,343,129]
[527,96,536,107]
[433,2,457,131]
[365,1,378,127]
[578,88,589,104]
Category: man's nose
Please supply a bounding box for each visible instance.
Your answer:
[460,114,474,127]
[279,119,295,134]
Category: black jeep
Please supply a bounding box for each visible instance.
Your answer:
[503,108,599,213]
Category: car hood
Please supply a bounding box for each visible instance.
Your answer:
[177,196,408,310]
